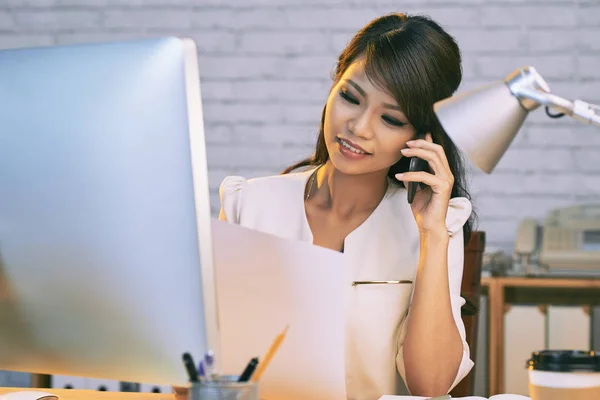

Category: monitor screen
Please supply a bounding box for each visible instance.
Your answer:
[0,37,217,387]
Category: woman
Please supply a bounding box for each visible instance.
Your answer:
[219,13,475,399]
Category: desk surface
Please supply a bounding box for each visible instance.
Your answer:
[481,275,600,288]
[0,388,179,400]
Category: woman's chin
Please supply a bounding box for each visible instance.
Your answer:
[329,152,382,176]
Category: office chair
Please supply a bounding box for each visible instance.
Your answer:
[451,231,486,397]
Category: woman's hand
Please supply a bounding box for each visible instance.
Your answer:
[395,133,463,395]
[396,133,453,235]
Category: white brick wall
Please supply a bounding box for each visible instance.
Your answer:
[1,0,599,252]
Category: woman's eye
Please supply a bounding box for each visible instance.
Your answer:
[382,115,407,127]
[339,90,359,105]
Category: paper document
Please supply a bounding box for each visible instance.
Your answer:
[378,395,530,400]
[212,219,349,400]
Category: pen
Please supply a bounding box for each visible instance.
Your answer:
[237,357,259,382]
[251,325,289,382]
[204,350,216,380]
[182,352,199,382]
[197,360,205,380]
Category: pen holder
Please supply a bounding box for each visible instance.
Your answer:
[189,375,259,400]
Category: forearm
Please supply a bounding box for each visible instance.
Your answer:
[402,229,463,396]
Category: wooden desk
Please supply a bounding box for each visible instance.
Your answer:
[13,276,600,398]
[0,388,177,399]
[482,276,600,396]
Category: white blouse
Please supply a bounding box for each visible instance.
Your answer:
[219,167,474,400]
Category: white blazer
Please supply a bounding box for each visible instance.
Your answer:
[219,167,474,400]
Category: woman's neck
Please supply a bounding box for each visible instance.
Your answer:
[310,161,389,218]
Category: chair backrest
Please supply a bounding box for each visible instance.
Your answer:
[450,231,486,397]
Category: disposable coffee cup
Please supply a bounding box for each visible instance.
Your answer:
[527,350,600,400]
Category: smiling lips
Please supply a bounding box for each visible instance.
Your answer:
[337,137,371,160]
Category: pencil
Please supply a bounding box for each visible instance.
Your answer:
[250,325,289,382]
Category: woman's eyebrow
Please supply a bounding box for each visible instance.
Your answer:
[345,79,405,113]
[382,102,404,112]
[345,79,367,97]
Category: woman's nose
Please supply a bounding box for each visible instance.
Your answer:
[348,110,374,140]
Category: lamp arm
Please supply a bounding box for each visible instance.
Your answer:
[515,87,600,128]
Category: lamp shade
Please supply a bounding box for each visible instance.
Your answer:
[433,81,528,174]
[433,66,550,174]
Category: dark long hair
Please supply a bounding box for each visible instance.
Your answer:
[282,13,475,243]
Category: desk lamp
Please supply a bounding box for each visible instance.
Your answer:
[433,66,600,173]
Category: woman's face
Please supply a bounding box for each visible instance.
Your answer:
[324,59,416,176]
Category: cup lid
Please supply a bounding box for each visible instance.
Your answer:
[528,350,600,372]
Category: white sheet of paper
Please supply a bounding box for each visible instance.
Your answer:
[212,219,349,400]
[377,395,530,400]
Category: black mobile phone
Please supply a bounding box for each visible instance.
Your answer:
[407,131,430,204]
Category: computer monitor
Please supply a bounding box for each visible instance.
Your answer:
[0,37,219,387]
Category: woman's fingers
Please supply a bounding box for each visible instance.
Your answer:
[400,147,446,176]
[398,133,454,197]
[405,134,452,175]
[395,171,452,195]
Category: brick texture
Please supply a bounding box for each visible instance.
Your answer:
[1,0,599,254]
